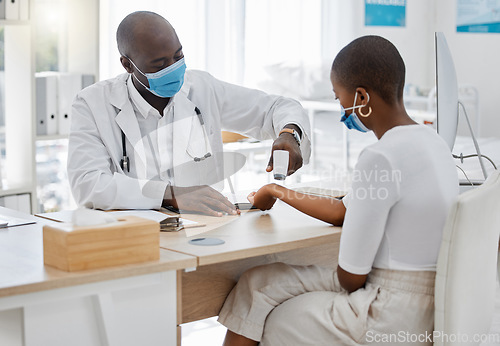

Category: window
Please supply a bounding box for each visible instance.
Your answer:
[100,0,332,88]
[34,0,61,73]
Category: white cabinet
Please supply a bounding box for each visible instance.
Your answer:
[0,193,31,214]
[0,272,178,346]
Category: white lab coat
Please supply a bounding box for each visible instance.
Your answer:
[67,70,311,210]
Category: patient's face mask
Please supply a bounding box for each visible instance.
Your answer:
[340,92,370,133]
[128,57,186,98]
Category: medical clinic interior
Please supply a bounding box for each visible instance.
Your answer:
[0,0,499,345]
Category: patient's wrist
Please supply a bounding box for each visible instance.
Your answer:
[268,183,286,200]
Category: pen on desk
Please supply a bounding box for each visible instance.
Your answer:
[226,177,239,210]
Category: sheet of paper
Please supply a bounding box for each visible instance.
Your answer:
[185,227,209,238]
[35,210,75,223]
[0,216,36,228]
[108,210,171,222]
[108,210,202,228]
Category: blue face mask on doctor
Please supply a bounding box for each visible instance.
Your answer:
[340,91,371,133]
[128,57,186,98]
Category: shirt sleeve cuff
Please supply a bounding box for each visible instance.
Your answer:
[282,122,305,140]
[139,179,169,209]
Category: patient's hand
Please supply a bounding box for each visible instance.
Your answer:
[247,184,278,211]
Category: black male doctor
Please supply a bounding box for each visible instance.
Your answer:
[67,11,311,216]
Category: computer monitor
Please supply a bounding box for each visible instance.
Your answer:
[435,32,459,151]
[435,32,488,180]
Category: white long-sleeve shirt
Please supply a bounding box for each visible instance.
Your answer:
[339,125,459,274]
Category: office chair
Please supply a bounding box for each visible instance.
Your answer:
[434,170,500,346]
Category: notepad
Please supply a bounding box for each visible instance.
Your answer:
[0,217,36,228]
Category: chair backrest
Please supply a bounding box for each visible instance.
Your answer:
[434,170,500,346]
[222,131,247,143]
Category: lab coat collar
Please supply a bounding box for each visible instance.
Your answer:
[109,72,193,113]
[111,73,208,184]
[109,73,131,110]
[109,73,191,113]
[126,74,162,119]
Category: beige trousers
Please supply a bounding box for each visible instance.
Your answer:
[218,263,435,345]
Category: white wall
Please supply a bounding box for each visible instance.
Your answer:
[346,0,436,93]
[331,0,499,138]
[435,0,500,138]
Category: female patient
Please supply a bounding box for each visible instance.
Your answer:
[218,36,459,345]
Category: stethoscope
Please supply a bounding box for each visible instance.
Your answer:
[120,106,212,172]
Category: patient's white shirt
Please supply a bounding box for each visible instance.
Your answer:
[338,125,459,275]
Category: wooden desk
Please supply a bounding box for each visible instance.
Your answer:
[0,199,340,345]
[160,201,342,325]
[0,207,196,346]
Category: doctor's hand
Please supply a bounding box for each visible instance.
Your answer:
[163,185,239,217]
[247,184,281,211]
[267,126,303,176]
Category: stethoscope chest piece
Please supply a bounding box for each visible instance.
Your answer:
[121,155,130,172]
[121,127,130,172]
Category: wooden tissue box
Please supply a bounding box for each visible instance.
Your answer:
[43,216,160,272]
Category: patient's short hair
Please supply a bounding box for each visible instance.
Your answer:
[332,35,405,105]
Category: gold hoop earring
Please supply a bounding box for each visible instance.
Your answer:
[359,106,372,117]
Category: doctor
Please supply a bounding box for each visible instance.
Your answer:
[67,11,311,216]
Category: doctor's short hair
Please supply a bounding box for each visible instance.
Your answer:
[116,11,168,58]
[331,35,405,105]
